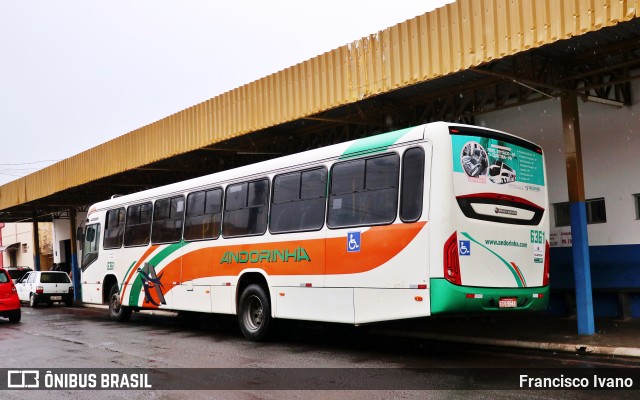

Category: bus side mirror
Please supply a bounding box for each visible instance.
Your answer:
[76,227,85,243]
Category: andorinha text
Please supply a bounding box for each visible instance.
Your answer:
[220,247,311,264]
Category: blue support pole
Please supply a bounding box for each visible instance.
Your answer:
[69,208,82,302]
[561,92,595,335]
[569,202,595,334]
[32,215,41,271]
[71,253,81,301]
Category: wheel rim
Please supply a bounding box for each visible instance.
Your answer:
[243,295,264,332]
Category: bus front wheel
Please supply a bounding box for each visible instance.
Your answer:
[109,285,132,322]
[238,284,272,341]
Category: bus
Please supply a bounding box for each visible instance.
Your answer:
[80,122,550,341]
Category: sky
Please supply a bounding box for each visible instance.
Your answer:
[0,0,453,186]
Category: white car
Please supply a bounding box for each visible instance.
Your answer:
[15,271,74,307]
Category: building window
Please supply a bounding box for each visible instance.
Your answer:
[554,198,607,227]
[635,194,640,220]
[22,243,28,253]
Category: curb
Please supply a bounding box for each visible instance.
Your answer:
[372,329,640,358]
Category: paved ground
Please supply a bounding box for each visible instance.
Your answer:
[1,305,639,399]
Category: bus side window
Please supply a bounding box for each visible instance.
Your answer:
[184,188,222,241]
[270,167,326,233]
[328,153,399,228]
[124,202,152,247]
[400,147,425,222]
[103,208,125,249]
[152,195,185,244]
[223,179,269,237]
[82,223,101,270]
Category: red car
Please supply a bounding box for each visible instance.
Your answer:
[0,267,21,323]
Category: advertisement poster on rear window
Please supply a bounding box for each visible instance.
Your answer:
[451,134,545,188]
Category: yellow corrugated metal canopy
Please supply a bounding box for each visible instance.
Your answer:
[1,0,640,211]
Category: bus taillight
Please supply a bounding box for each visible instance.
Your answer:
[543,240,550,286]
[444,232,461,285]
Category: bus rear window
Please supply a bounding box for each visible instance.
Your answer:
[449,126,546,224]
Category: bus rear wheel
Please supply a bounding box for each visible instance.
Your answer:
[109,285,132,322]
[238,284,272,341]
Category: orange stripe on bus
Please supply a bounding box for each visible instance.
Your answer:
[326,223,426,275]
[127,222,426,308]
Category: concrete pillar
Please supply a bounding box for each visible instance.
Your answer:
[561,91,595,335]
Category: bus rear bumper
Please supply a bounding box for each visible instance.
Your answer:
[429,278,549,314]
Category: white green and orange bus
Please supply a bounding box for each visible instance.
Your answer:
[80,122,550,341]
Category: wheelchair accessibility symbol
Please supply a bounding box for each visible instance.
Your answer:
[459,240,471,256]
[347,232,361,252]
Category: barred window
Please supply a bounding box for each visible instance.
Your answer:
[554,198,606,227]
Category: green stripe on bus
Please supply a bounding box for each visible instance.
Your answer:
[120,261,137,292]
[460,232,526,288]
[339,127,414,159]
[429,278,548,314]
[127,241,187,306]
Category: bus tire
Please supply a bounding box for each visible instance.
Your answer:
[109,285,131,322]
[238,284,272,341]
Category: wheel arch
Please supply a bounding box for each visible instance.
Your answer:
[102,274,118,304]
[236,271,271,315]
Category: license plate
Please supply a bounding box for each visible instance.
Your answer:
[499,298,517,308]
[50,296,62,301]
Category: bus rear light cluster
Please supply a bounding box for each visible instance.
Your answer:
[543,240,550,286]
[465,294,483,299]
[444,232,461,285]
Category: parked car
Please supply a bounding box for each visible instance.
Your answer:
[0,267,21,323]
[15,271,74,307]
[4,266,32,284]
